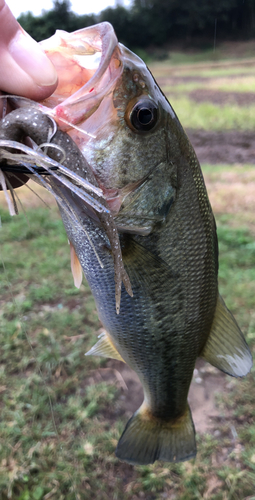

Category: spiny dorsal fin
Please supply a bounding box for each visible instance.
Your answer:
[70,241,83,289]
[201,294,252,377]
[85,331,125,362]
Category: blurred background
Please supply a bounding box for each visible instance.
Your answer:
[9,0,255,54]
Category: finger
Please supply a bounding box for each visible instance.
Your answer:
[0,0,58,101]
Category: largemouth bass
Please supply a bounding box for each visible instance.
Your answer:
[0,22,252,465]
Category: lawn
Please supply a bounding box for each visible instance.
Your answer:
[1,46,255,499]
[0,168,255,500]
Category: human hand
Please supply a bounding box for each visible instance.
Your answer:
[0,0,57,104]
[0,0,58,189]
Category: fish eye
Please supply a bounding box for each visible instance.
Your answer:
[127,98,158,132]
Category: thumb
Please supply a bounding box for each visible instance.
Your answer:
[0,0,58,101]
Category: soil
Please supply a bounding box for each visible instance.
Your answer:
[158,66,255,165]
[187,129,255,165]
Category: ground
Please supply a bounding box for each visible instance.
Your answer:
[1,52,255,497]
[188,129,255,165]
[2,154,252,445]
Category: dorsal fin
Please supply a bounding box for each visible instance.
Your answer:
[201,294,252,377]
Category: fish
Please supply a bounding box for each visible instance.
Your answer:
[0,22,252,465]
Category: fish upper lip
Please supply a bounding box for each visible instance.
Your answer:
[41,22,122,127]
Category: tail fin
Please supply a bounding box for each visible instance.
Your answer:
[115,403,196,465]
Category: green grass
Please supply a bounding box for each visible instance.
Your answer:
[1,46,255,498]
[167,96,255,131]
[152,45,255,66]
[162,81,203,93]
[0,165,255,499]
[164,49,222,65]
[206,76,255,93]
[171,65,255,78]
[159,75,255,95]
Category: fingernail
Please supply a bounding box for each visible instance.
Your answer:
[9,30,57,87]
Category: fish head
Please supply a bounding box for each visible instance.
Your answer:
[41,23,183,223]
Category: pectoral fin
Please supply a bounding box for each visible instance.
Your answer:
[201,294,252,377]
[85,331,125,362]
[70,241,83,289]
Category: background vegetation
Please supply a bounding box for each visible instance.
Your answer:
[18,0,255,50]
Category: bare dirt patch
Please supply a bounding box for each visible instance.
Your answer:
[187,129,255,164]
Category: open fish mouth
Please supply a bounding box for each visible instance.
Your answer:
[0,22,123,211]
[40,22,123,128]
[0,22,155,220]
[0,22,161,311]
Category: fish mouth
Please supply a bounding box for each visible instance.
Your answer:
[0,23,127,216]
[1,24,150,222]
[41,22,123,128]
[41,23,135,216]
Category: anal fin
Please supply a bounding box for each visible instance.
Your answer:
[85,331,125,362]
[201,293,252,377]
